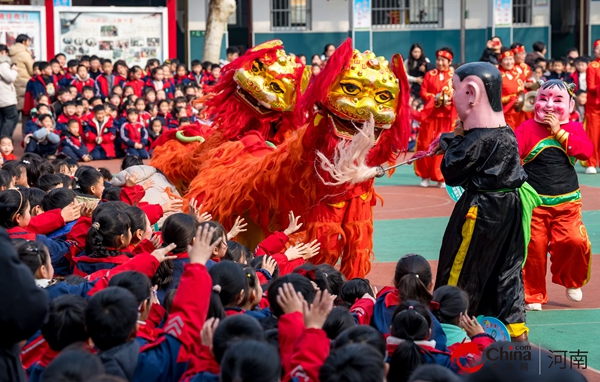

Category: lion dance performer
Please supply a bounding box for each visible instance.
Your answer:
[434,62,541,341]
[150,40,308,191]
[515,80,593,311]
[187,39,410,278]
[415,47,456,188]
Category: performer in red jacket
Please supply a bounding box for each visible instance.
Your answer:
[515,80,593,310]
[584,39,600,173]
[498,48,525,131]
[416,47,456,188]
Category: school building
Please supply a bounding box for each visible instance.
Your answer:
[188,0,600,63]
[1,0,598,64]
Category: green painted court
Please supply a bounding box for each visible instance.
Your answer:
[367,165,600,380]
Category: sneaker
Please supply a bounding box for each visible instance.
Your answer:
[566,287,582,302]
[437,182,446,188]
[525,303,542,311]
[585,167,597,174]
[420,178,430,188]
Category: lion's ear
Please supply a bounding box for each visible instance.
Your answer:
[301,66,311,94]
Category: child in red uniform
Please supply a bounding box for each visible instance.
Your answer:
[120,109,149,158]
[125,65,145,98]
[70,65,96,96]
[147,118,165,150]
[84,223,216,381]
[84,105,116,160]
[55,101,80,133]
[134,98,151,127]
[97,59,115,99]
[143,66,175,99]
[113,60,129,88]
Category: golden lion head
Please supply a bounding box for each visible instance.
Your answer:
[324,49,400,140]
[233,40,309,113]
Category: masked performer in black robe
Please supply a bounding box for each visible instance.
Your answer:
[434,62,540,341]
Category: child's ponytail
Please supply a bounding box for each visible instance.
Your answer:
[388,300,433,382]
[13,239,50,276]
[154,213,200,290]
[208,261,248,315]
[85,210,131,258]
[394,254,433,306]
[431,285,469,324]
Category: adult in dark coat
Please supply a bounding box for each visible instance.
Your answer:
[0,227,48,382]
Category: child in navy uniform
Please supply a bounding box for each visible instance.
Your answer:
[24,114,61,158]
[120,109,149,158]
[61,119,92,162]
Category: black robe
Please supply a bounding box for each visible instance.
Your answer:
[435,127,528,326]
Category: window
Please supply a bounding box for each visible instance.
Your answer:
[513,0,532,25]
[271,0,311,31]
[372,0,443,29]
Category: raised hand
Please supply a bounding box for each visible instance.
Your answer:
[302,289,334,329]
[459,312,485,338]
[284,243,307,261]
[141,178,155,190]
[188,224,218,265]
[303,240,321,259]
[284,211,303,236]
[262,255,277,276]
[61,202,81,222]
[125,172,139,187]
[189,198,213,222]
[276,282,305,314]
[80,200,98,218]
[151,243,177,263]
[161,198,183,213]
[227,216,248,240]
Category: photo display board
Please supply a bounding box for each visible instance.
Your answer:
[0,7,45,60]
[55,7,168,67]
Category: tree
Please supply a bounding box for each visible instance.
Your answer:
[203,0,236,63]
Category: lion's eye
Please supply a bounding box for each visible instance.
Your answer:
[270,82,284,93]
[341,82,361,96]
[375,90,394,103]
[251,61,262,74]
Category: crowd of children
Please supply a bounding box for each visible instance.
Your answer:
[0,44,590,382]
[6,54,221,161]
[0,154,587,382]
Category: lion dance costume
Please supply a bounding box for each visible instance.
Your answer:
[182,39,410,278]
[150,40,309,192]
